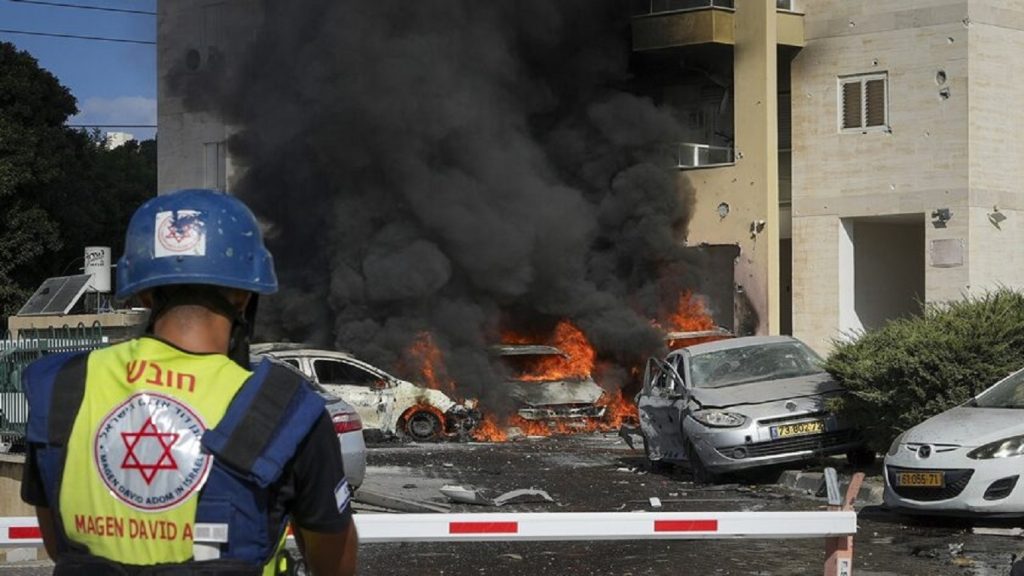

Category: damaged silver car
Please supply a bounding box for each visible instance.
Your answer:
[252,343,480,441]
[637,336,871,483]
[491,344,606,422]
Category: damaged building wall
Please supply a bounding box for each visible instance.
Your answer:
[791,0,971,353]
[683,1,780,337]
[157,0,257,193]
[965,2,1024,292]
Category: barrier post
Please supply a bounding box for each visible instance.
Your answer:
[824,471,864,576]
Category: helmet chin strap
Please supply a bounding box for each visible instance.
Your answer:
[146,287,258,369]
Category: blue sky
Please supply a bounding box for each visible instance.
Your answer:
[0,0,157,140]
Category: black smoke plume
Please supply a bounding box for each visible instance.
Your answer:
[168,0,703,404]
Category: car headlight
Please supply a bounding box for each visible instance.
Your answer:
[967,435,1024,459]
[887,432,905,456]
[692,410,746,428]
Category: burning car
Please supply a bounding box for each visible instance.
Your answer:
[491,344,606,422]
[637,336,871,483]
[252,343,480,441]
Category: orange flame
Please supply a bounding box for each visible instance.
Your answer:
[470,390,639,442]
[663,292,715,332]
[598,389,638,429]
[471,412,509,442]
[501,320,596,381]
[654,292,727,350]
[403,332,456,395]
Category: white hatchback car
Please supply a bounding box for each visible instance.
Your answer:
[884,367,1024,515]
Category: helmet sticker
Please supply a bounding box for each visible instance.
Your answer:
[94,393,211,512]
[155,210,206,258]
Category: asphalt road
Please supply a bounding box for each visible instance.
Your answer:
[5,433,1024,575]
[354,434,1023,576]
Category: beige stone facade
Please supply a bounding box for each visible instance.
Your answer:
[792,0,1024,352]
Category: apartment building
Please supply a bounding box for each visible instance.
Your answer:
[160,1,1024,351]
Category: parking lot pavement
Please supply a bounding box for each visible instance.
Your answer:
[5,433,1024,575]
[356,433,1024,576]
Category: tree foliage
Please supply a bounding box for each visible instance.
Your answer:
[0,42,155,319]
[825,288,1024,451]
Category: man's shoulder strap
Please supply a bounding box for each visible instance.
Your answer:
[23,351,90,446]
[201,359,326,487]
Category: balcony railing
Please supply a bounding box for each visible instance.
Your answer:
[632,0,732,17]
[678,143,735,169]
[633,0,793,17]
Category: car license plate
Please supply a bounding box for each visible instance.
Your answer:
[771,420,825,439]
[895,471,944,488]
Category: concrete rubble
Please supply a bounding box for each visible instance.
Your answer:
[440,485,555,507]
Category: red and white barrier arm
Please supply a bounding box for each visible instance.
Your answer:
[2,511,855,548]
[355,510,856,543]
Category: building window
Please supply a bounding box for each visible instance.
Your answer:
[838,73,888,132]
[203,141,226,191]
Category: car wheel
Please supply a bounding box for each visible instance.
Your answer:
[685,440,717,485]
[404,410,443,442]
[846,446,877,467]
[642,435,673,472]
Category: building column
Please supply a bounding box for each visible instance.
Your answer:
[733,0,780,334]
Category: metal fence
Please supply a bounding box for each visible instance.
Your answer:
[0,325,109,452]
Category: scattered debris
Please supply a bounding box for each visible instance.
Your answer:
[614,465,647,475]
[618,424,642,450]
[440,485,555,507]
[973,527,1024,537]
[649,497,662,508]
[951,556,973,568]
[498,554,524,561]
[355,488,451,513]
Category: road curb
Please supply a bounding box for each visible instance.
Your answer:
[777,470,884,506]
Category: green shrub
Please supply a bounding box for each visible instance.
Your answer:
[825,288,1024,452]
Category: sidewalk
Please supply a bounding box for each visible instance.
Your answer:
[776,458,885,507]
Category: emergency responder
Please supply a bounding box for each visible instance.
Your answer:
[20,189,357,575]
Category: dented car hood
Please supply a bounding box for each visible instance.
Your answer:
[690,372,843,409]
[505,378,604,407]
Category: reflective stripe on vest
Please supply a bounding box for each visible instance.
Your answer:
[59,338,251,565]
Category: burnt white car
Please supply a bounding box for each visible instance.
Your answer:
[884,367,1024,516]
[491,344,606,422]
[638,336,870,483]
[253,343,479,441]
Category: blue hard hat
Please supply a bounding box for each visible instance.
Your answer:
[116,189,278,300]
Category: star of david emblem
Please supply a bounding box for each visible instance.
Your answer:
[164,223,193,244]
[120,416,180,485]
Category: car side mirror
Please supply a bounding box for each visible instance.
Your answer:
[371,380,387,390]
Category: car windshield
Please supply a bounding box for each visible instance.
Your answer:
[688,341,824,389]
[973,368,1024,408]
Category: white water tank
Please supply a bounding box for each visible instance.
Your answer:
[84,246,112,293]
